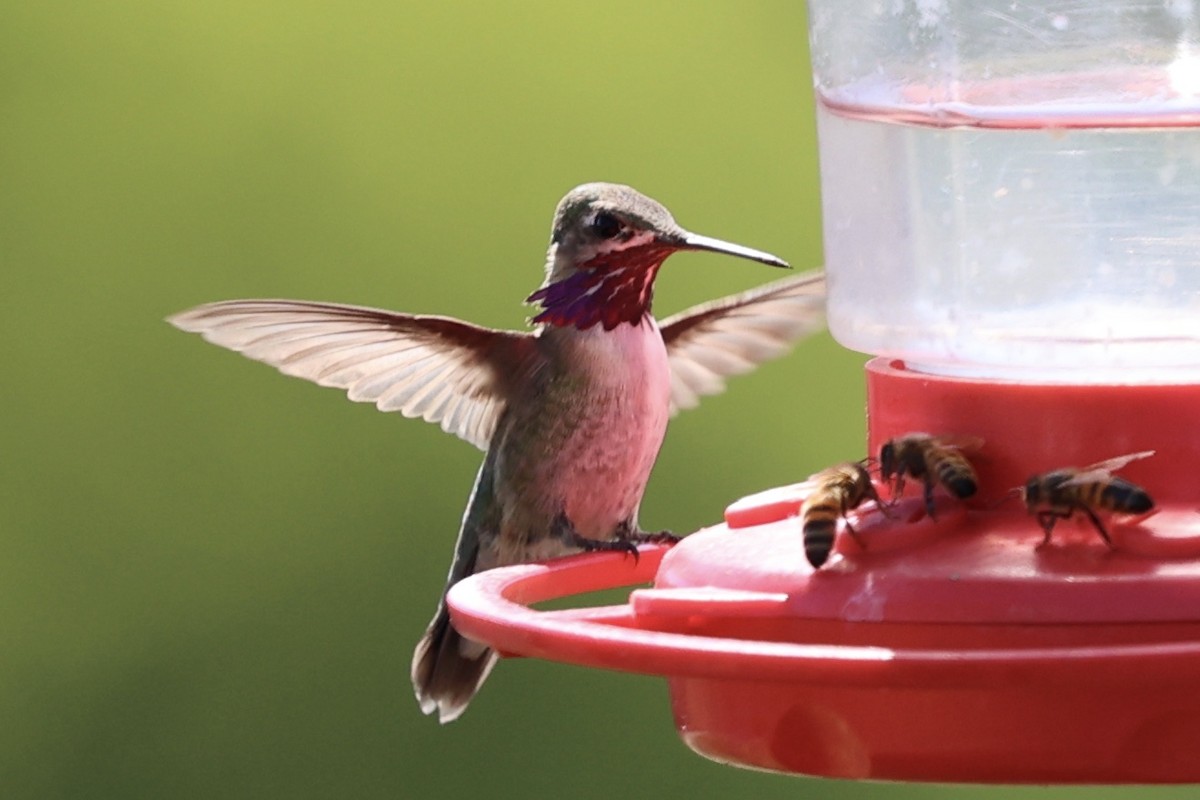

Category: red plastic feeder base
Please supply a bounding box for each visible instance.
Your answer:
[447,358,1200,783]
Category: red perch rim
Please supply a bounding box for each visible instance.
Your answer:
[447,357,1200,783]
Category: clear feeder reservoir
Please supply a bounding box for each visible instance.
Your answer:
[810,0,1200,380]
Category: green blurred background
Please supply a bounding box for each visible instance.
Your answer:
[1,2,1191,798]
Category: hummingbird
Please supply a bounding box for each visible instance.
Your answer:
[169,182,825,723]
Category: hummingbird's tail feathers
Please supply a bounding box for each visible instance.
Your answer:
[167,299,537,450]
[413,458,499,723]
[412,604,498,724]
[658,271,827,414]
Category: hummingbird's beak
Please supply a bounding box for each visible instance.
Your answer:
[677,232,791,269]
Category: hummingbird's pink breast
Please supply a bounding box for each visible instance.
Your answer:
[553,318,671,536]
[487,317,671,565]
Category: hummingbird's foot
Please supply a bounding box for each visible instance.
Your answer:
[614,520,680,547]
[625,529,681,546]
[552,513,641,561]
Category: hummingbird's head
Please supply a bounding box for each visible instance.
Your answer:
[528,182,788,330]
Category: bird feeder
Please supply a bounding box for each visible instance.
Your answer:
[447,1,1200,783]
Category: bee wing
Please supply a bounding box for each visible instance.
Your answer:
[1079,450,1157,475]
[659,272,826,415]
[1055,469,1113,488]
[931,434,986,452]
[1055,450,1156,488]
[168,299,534,450]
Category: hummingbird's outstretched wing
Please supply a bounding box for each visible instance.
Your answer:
[168,300,533,450]
[659,271,826,415]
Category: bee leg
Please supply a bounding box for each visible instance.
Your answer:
[923,480,938,520]
[1035,511,1064,546]
[1081,506,1115,549]
[554,513,640,561]
[861,480,894,519]
[841,513,866,550]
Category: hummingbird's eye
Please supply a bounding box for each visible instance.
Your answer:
[588,211,622,240]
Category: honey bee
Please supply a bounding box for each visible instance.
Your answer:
[1022,450,1155,546]
[801,462,885,568]
[879,433,982,517]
